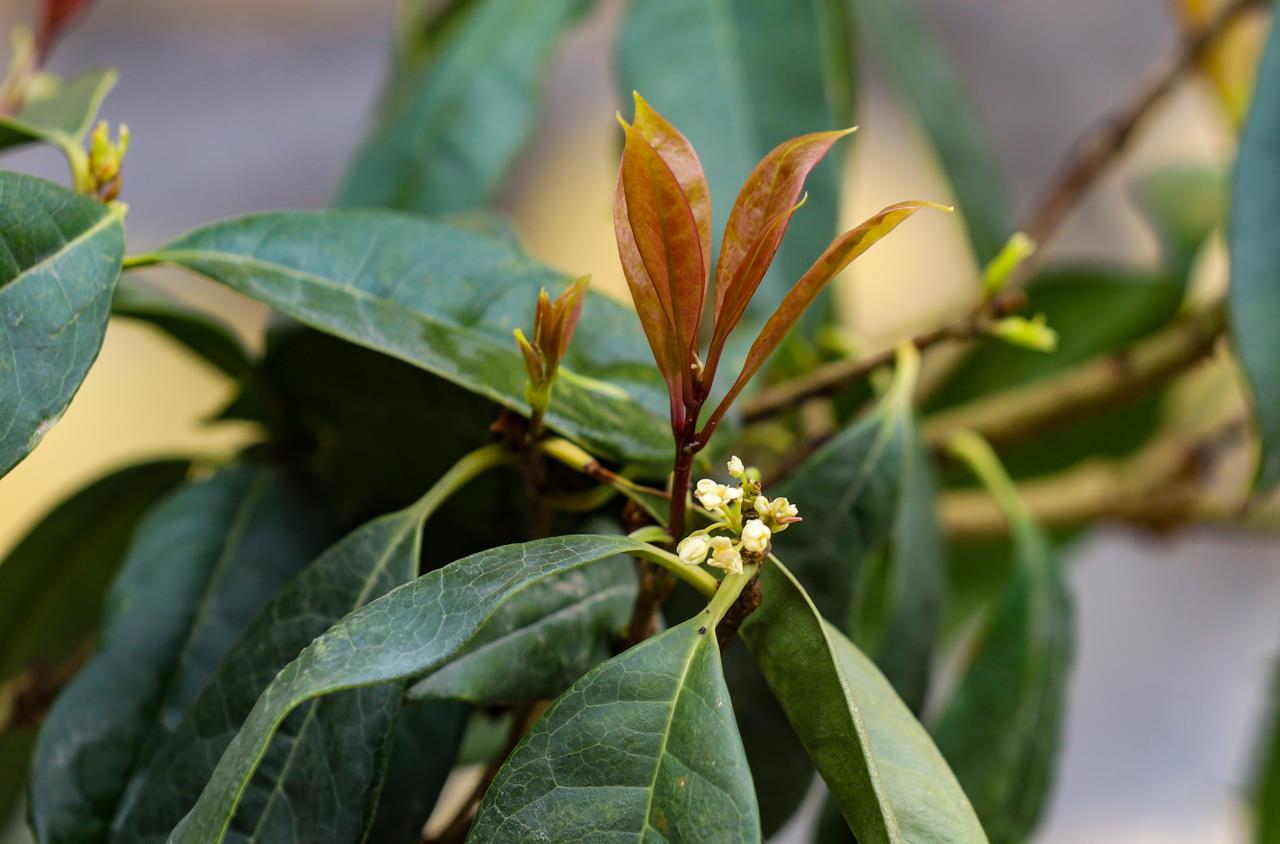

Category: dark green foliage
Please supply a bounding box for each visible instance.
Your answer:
[470,617,761,842]
[0,172,125,477]
[29,466,333,844]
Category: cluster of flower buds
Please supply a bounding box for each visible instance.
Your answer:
[513,276,589,432]
[675,455,801,575]
[87,120,130,201]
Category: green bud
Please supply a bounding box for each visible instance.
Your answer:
[982,232,1036,299]
[991,314,1058,353]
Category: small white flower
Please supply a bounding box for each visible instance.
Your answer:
[769,496,800,531]
[753,495,770,517]
[676,535,710,566]
[726,455,746,478]
[694,478,726,509]
[722,486,743,503]
[741,519,771,553]
[708,536,743,575]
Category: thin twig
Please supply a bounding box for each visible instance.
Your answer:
[941,418,1248,539]
[922,302,1227,450]
[741,0,1262,421]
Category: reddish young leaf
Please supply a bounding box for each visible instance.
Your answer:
[618,119,706,400]
[614,171,685,428]
[713,129,855,325]
[704,200,949,437]
[37,0,94,61]
[631,93,712,280]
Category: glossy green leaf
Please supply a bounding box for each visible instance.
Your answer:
[933,435,1074,844]
[775,347,944,710]
[338,0,594,213]
[0,172,125,478]
[616,0,855,337]
[740,558,986,843]
[927,265,1184,478]
[469,615,760,842]
[855,0,1011,264]
[169,534,657,843]
[134,210,672,465]
[1229,17,1280,492]
[111,278,250,378]
[114,498,436,843]
[409,556,636,704]
[0,68,115,154]
[0,459,189,684]
[229,327,528,564]
[29,465,333,844]
[1131,165,1224,279]
[366,700,468,843]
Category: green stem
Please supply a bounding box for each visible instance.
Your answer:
[121,253,161,270]
[945,430,1030,526]
[630,544,720,598]
[704,563,760,627]
[412,443,516,522]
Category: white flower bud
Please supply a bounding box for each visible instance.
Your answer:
[708,536,743,575]
[694,478,726,509]
[768,496,800,531]
[723,486,743,503]
[753,495,770,517]
[676,535,710,566]
[741,519,771,553]
[726,455,745,478]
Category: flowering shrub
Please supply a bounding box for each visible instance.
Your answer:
[2,1,1279,843]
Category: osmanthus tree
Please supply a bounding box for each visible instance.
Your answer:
[1,1,1279,843]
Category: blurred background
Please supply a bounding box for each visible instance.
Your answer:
[0,0,1277,841]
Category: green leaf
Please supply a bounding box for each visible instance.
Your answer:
[0,727,36,832]
[169,534,657,843]
[231,328,529,569]
[337,0,594,213]
[0,172,125,477]
[0,68,115,154]
[135,210,672,465]
[366,701,469,843]
[111,278,250,378]
[469,616,761,842]
[1131,165,1224,279]
[615,0,855,336]
[775,347,944,710]
[854,0,1011,264]
[115,500,431,842]
[29,465,333,844]
[927,265,1185,478]
[0,459,189,684]
[409,556,636,704]
[933,435,1074,844]
[740,558,986,843]
[1229,17,1280,493]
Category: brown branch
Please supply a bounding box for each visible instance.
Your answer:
[1017,0,1266,256]
[922,302,1227,451]
[742,291,1026,422]
[741,0,1261,421]
[941,418,1247,540]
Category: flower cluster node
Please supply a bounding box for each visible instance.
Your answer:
[675,455,799,577]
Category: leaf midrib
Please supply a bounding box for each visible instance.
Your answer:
[0,204,122,296]
[637,627,706,843]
